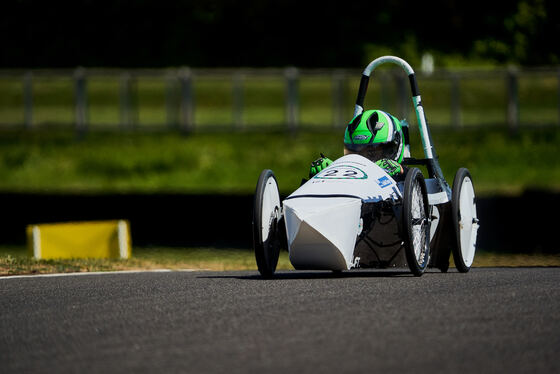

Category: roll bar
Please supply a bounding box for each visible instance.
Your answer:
[354,56,450,197]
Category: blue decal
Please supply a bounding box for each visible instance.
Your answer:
[377,176,391,188]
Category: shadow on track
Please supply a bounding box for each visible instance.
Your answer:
[198,269,414,280]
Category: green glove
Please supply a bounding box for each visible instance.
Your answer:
[375,158,403,177]
[309,153,333,178]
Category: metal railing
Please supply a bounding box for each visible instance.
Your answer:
[1,67,559,132]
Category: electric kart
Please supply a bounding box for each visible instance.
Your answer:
[252,56,479,277]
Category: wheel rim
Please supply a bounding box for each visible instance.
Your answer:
[261,177,280,243]
[458,176,477,267]
[411,179,428,266]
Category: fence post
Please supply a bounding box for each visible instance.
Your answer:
[380,72,390,111]
[179,67,194,132]
[23,71,33,129]
[285,67,299,131]
[558,68,560,127]
[74,67,88,134]
[451,72,462,129]
[507,68,519,133]
[119,72,135,129]
[232,71,244,129]
[332,70,345,128]
[165,71,179,129]
[395,72,408,120]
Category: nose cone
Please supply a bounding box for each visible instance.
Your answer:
[283,197,362,270]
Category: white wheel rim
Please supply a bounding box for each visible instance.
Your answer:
[261,176,280,242]
[458,176,478,267]
[411,180,427,264]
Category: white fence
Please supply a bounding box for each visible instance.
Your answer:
[0,67,559,132]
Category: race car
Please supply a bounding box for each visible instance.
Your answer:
[252,56,479,277]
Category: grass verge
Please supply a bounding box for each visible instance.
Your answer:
[1,246,558,276]
[0,127,559,195]
[0,247,293,276]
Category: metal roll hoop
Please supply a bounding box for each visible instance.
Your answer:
[354,55,449,200]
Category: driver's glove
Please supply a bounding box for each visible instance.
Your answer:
[309,153,333,178]
[375,159,403,177]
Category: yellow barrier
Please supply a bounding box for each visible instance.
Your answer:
[26,220,131,259]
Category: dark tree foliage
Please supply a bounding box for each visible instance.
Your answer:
[0,0,557,68]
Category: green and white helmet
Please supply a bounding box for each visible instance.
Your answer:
[344,109,405,163]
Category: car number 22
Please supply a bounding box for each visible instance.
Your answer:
[315,165,367,179]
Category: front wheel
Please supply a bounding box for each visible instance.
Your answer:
[451,168,479,273]
[253,169,282,278]
[403,168,431,276]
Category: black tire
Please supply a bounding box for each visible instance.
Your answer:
[451,168,478,273]
[429,202,454,273]
[439,261,449,273]
[253,169,282,278]
[403,168,431,276]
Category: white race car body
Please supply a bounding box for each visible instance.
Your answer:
[283,154,402,270]
[253,56,478,277]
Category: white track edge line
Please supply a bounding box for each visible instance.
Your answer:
[0,269,208,280]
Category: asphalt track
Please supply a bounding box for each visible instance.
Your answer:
[1,268,559,373]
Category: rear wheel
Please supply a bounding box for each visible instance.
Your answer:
[451,168,479,273]
[253,169,282,277]
[403,168,430,276]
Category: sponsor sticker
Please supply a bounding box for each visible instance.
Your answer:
[377,176,392,188]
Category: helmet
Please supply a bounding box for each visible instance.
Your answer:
[343,109,404,163]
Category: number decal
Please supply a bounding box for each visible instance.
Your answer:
[323,169,339,177]
[315,165,367,180]
[343,169,358,177]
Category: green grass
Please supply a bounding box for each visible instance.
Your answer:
[1,246,558,276]
[0,127,558,195]
[0,246,293,276]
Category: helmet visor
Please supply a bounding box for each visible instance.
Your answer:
[345,141,398,161]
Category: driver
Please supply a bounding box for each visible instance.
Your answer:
[309,109,407,180]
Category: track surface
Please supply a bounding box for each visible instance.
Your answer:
[2,268,559,373]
